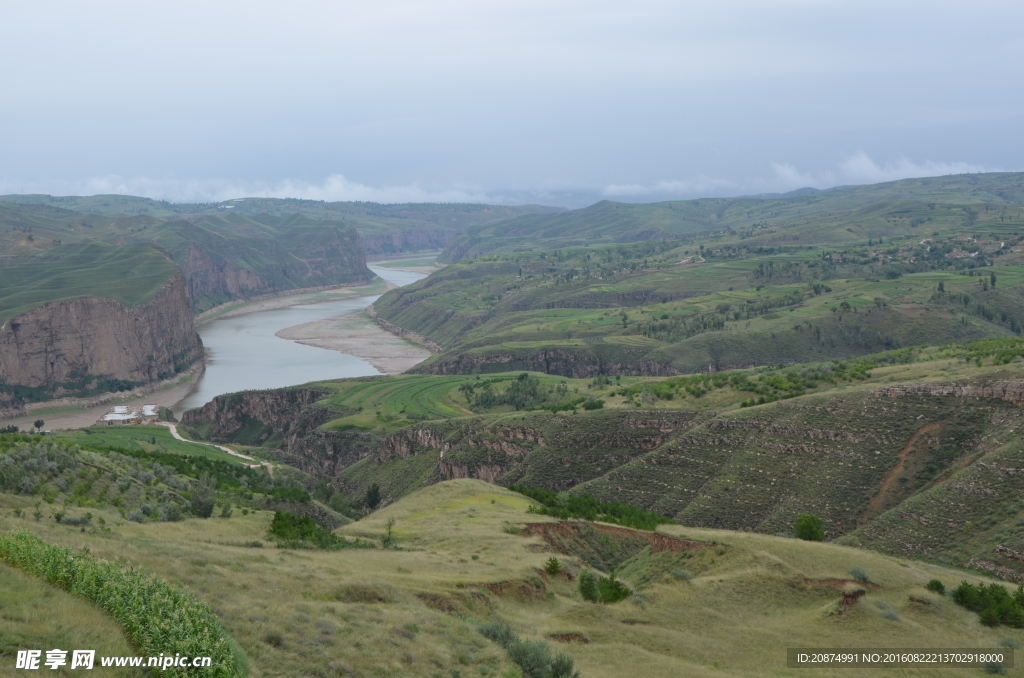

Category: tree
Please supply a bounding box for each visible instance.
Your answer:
[578,568,599,602]
[991,272,998,288]
[938,280,945,293]
[33,420,44,431]
[191,472,216,518]
[794,513,825,541]
[365,483,381,509]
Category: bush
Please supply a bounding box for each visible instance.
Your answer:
[597,571,632,603]
[794,513,825,541]
[578,569,599,602]
[510,485,672,531]
[191,472,216,518]
[581,399,604,410]
[478,620,517,649]
[220,503,233,518]
[671,569,694,582]
[159,503,183,522]
[951,581,1024,628]
[848,568,868,583]
[269,511,372,550]
[926,579,946,595]
[0,531,240,677]
[544,557,562,575]
[986,661,1008,675]
[60,516,90,526]
[365,483,381,509]
[549,653,581,678]
[999,637,1020,649]
[127,509,145,523]
[506,639,552,678]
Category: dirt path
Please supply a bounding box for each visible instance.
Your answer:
[860,421,941,523]
[158,423,272,474]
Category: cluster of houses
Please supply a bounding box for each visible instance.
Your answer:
[96,404,160,426]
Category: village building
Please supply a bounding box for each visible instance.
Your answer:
[97,404,160,426]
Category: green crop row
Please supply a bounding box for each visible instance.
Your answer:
[0,530,242,677]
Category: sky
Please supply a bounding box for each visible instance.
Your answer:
[1,0,1022,208]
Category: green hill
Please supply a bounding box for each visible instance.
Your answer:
[0,203,375,312]
[0,241,178,325]
[0,468,1017,677]
[439,172,1024,261]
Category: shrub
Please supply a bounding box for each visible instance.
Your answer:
[365,483,381,509]
[544,557,562,575]
[581,399,604,410]
[141,503,154,516]
[509,485,673,530]
[882,609,900,621]
[986,661,1008,675]
[60,516,90,526]
[597,571,632,603]
[671,569,694,582]
[951,581,1024,628]
[220,503,233,518]
[926,579,946,595]
[848,568,868,583]
[478,620,517,649]
[191,472,216,518]
[578,569,599,602]
[0,531,240,677]
[999,637,1020,649]
[269,510,372,550]
[549,653,581,678]
[159,503,183,522]
[127,509,145,523]
[506,639,551,678]
[263,632,284,648]
[794,513,825,541]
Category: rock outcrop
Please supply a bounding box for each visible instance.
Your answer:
[0,271,203,413]
[876,381,1024,405]
[361,229,457,256]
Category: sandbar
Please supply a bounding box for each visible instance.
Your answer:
[276,310,432,375]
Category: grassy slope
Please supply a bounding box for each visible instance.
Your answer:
[0,563,144,675]
[0,479,1012,677]
[371,174,1024,375]
[0,241,178,324]
[55,425,247,465]
[0,194,564,236]
[440,172,1024,260]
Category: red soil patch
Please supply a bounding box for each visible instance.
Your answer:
[547,633,590,644]
[620,619,653,626]
[481,578,548,600]
[416,594,455,613]
[860,422,941,524]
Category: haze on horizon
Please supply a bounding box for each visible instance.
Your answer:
[2,0,1022,209]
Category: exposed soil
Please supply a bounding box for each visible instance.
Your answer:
[547,633,590,644]
[860,421,942,523]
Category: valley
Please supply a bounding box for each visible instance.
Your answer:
[3,173,1024,677]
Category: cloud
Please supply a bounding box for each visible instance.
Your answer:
[837,152,990,184]
[602,177,735,198]
[768,152,996,191]
[1,174,501,205]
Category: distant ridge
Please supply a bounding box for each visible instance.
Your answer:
[740,185,855,199]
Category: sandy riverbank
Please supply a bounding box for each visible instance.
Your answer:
[275,310,432,375]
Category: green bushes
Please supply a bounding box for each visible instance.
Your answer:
[0,530,241,677]
[951,581,1024,628]
[794,513,825,541]
[478,620,579,678]
[848,568,868,583]
[268,511,372,550]
[510,485,673,531]
[926,579,946,595]
[578,567,632,603]
[544,557,562,575]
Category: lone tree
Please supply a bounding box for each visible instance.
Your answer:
[33,420,44,431]
[191,472,217,518]
[794,513,825,541]
[365,483,381,509]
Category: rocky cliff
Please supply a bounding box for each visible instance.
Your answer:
[361,229,456,256]
[0,271,203,416]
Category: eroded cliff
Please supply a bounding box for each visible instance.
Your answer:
[0,270,203,416]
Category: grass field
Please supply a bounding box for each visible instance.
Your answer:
[55,425,247,465]
[0,479,1018,677]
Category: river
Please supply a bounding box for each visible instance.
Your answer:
[172,262,427,415]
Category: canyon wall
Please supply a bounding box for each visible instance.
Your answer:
[0,271,203,417]
[361,228,457,256]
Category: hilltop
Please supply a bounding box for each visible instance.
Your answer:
[0,470,1017,677]
[439,172,1024,261]
[0,195,564,257]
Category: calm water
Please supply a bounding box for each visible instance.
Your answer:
[172,263,427,415]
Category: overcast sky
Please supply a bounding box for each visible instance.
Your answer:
[1,0,1021,207]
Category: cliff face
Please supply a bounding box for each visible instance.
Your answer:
[0,271,203,412]
[361,229,457,256]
